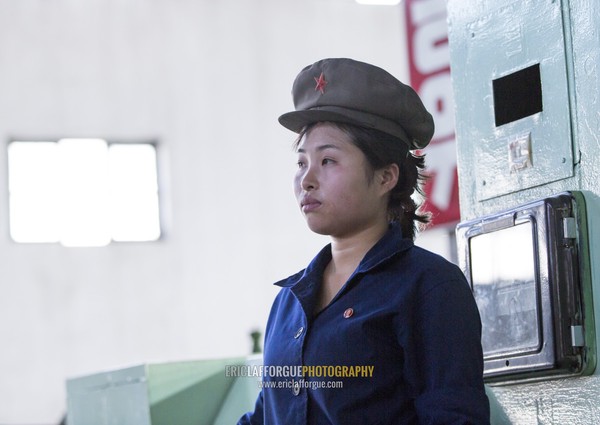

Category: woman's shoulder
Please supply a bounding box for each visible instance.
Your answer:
[379,241,462,275]
[389,243,470,294]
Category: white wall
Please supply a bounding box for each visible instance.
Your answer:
[0,0,409,422]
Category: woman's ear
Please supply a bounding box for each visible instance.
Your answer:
[378,163,400,194]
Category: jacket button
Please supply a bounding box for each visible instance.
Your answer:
[294,326,304,339]
[292,381,301,396]
[343,308,354,318]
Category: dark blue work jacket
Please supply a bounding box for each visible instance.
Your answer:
[239,224,490,424]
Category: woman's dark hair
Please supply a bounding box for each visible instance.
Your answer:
[295,122,431,240]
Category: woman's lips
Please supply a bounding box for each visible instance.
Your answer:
[301,196,321,213]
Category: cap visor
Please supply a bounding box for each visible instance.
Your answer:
[278,107,414,148]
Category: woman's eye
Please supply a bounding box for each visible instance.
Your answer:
[322,158,334,165]
[297,160,305,168]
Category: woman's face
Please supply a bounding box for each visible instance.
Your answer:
[294,122,392,238]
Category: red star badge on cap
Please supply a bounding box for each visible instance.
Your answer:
[314,72,327,94]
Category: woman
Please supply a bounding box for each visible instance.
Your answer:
[239,58,490,424]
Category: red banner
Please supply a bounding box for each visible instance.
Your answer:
[405,0,460,226]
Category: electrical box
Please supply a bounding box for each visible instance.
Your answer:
[450,0,575,203]
[457,192,595,382]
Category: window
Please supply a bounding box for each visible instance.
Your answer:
[8,138,161,246]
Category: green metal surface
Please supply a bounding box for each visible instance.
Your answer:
[147,358,242,425]
[66,357,258,425]
[447,0,600,422]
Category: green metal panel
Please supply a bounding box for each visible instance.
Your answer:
[213,355,262,425]
[66,365,152,425]
[147,359,240,425]
[66,357,258,425]
[463,0,573,202]
[447,0,600,422]
[448,0,580,221]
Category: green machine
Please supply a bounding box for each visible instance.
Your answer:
[66,356,261,425]
[447,0,600,422]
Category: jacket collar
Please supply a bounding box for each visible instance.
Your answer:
[275,222,413,289]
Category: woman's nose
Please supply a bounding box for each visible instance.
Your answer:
[301,165,318,190]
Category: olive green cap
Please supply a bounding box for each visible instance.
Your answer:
[278,58,434,150]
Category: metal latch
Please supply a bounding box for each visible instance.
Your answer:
[563,217,577,239]
[571,325,585,347]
